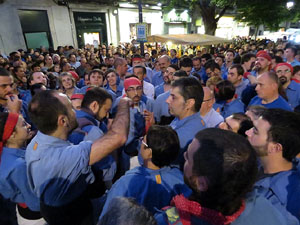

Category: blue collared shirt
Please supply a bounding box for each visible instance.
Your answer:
[249,95,292,111]
[235,79,249,99]
[155,83,165,98]
[202,108,224,128]
[286,80,300,109]
[0,147,40,211]
[153,91,171,123]
[213,99,245,119]
[152,71,164,87]
[255,160,300,221]
[100,166,191,218]
[25,132,94,206]
[170,112,206,168]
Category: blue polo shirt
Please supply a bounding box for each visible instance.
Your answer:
[255,160,300,221]
[0,147,40,211]
[100,166,191,218]
[155,83,165,98]
[286,80,300,109]
[170,112,206,168]
[153,91,171,123]
[249,95,292,111]
[213,99,245,119]
[152,71,164,87]
[202,108,224,128]
[25,132,94,206]
[235,79,249,99]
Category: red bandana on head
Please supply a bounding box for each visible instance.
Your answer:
[124,77,141,91]
[0,113,19,163]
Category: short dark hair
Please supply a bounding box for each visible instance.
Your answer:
[246,105,267,120]
[30,83,46,96]
[168,64,179,71]
[192,56,201,62]
[146,125,179,168]
[173,70,188,78]
[170,49,177,54]
[241,53,256,64]
[261,108,300,162]
[133,65,146,75]
[192,128,258,215]
[293,65,300,75]
[88,69,104,80]
[28,90,69,134]
[230,113,253,137]
[0,68,11,77]
[0,112,9,139]
[285,46,297,57]
[99,197,157,225]
[179,57,193,68]
[171,77,203,112]
[201,53,212,61]
[204,61,220,71]
[81,87,112,110]
[225,48,235,56]
[229,64,244,76]
[215,80,235,101]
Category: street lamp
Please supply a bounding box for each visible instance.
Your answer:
[287,1,294,9]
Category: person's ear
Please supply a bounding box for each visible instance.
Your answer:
[145,148,152,160]
[268,142,282,154]
[195,176,208,192]
[90,101,99,114]
[57,114,68,127]
[186,98,195,110]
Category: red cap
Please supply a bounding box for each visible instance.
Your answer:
[69,71,79,81]
[256,50,272,62]
[274,62,293,74]
[124,77,141,91]
[71,93,84,100]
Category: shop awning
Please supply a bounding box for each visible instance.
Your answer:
[147,34,231,45]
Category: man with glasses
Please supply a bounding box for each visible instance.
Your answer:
[200,87,223,128]
[275,63,300,109]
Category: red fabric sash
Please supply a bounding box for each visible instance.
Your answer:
[171,194,245,225]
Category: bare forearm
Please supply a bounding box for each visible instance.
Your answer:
[89,99,130,165]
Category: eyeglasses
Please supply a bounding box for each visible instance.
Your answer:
[276,69,291,74]
[203,97,214,102]
[127,86,143,92]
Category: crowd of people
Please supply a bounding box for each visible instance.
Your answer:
[0,37,300,225]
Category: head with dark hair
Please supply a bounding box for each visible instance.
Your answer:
[81,87,112,121]
[141,125,179,168]
[168,64,179,71]
[185,128,257,215]
[219,113,253,137]
[247,108,300,162]
[88,69,104,87]
[98,197,157,225]
[59,72,75,90]
[133,65,146,81]
[227,64,244,86]
[179,57,193,69]
[0,68,14,103]
[28,90,77,135]
[30,83,46,96]
[241,53,256,71]
[167,77,203,118]
[204,61,221,78]
[245,105,267,121]
[214,80,235,101]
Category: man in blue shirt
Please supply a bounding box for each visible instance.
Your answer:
[284,46,300,67]
[275,62,300,109]
[249,71,292,111]
[227,64,249,98]
[155,129,291,225]
[166,77,206,169]
[25,90,130,225]
[152,55,171,87]
[99,125,190,219]
[246,108,300,222]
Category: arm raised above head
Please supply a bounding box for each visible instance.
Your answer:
[89,97,131,165]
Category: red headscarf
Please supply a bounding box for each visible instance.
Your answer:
[124,77,141,91]
[274,62,294,74]
[0,113,19,162]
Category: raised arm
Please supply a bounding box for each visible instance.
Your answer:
[89,98,130,165]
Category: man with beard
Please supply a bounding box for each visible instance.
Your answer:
[154,64,178,98]
[227,64,249,98]
[275,63,300,109]
[251,51,271,78]
[25,90,130,225]
[0,68,21,113]
[248,71,292,111]
[155,128,289,225]
[246,108,300,222]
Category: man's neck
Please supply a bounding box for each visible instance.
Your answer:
[262,93,279,104]
[286,57,294,63]
[234,79,243,87]
[260,156,293,174]
[258,67,269,75]
[144,159,160,170]
[226,61,233,68]
[178,110,196,120]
